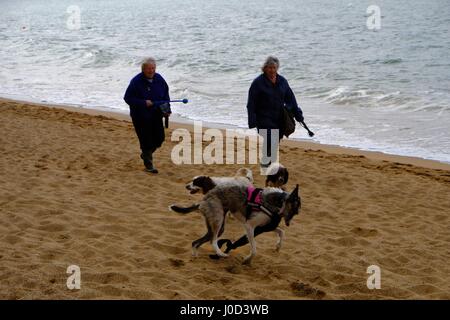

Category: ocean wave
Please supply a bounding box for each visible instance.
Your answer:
[362,58,403,65]
[382,58,403,64]
[80,49,116,68]
[308,86,382,105]
[304,86,450,113]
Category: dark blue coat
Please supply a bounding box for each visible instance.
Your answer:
[124,72,170,151]
[246,74,303,129]
[123,72,170,121]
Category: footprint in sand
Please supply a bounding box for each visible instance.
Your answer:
[97,272,130,285]
[351,227,378,237]
[225,265,242,274]
[290,281,326,299]
[331,236,357,247]
[3,235,22,245]
[37,222,66,232]
[169,258,185,267]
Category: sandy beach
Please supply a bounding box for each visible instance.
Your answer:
[0,97,449,300]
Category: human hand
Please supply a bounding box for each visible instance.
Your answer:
[146,100,153,107]
[159,103,171,116]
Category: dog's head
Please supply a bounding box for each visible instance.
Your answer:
[235,167,254,183]
[280,184,301,226]
[185,176,216,195]
[265,163,289,188]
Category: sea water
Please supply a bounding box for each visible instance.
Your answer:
[1,0,449,162]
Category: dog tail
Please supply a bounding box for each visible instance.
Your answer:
[169,203,200,214]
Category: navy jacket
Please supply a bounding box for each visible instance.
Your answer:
[247,74,303,129]
[124,72,170,121]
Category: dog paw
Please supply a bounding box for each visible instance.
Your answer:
[242,257,253,265]
[275,245,282,252]
[216,252,228,258]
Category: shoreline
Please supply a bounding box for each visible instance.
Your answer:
[2,96,449,171]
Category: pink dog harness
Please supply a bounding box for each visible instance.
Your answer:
[246,185,279,219]
[247,185,263,206]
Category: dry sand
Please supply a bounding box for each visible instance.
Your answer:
[0,98,449,299]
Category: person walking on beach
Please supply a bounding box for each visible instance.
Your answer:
[246,56,304,167]
[124,57,171,173]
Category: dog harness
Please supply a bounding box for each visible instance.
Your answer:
[247,186,263,206]
[246,186,279,220]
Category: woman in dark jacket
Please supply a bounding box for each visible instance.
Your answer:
[124,57,171,173]
[246,56,304,167]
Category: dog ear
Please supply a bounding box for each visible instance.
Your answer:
[289,184,299,199]
[200,176,216,194]
[192,175,206,185]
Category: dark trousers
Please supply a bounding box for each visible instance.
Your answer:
[131,116,165,154]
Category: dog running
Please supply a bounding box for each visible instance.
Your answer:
[170,166,301,264]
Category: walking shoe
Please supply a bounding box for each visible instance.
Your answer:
[144,166,158,174]
[140,151,158,174]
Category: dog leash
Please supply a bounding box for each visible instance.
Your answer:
[259,205,277,218]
